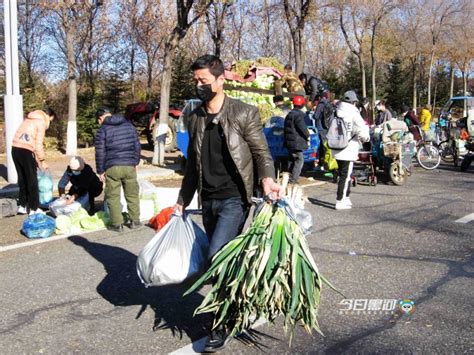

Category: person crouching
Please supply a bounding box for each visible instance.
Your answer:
[58,156,103,214]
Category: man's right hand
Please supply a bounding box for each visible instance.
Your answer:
[173,203,184,215]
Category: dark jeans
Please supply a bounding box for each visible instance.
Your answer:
[202,197,249,260]
[336,160,354,200]
[289,150,304,183]
[12,147,39,210]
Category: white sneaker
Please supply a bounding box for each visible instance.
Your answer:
[335,200,352,210]
[29,209,45,216]
[17,206,28,215]
[343,197,353,206]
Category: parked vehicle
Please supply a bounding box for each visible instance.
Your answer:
[437,96,474,167]
[124,102,182,151]
[263,123,320,172]
[372,131,416,185]
[176,100,320,173]
[413,126,441,170]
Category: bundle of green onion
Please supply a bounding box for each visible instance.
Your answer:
[184,200,338,340]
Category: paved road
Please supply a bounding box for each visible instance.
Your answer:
[0,163,472,353]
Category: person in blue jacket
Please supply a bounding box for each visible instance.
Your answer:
[94,107,142,232]
[284,96,310,183]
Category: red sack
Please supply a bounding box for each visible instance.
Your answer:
[149,207,174,231]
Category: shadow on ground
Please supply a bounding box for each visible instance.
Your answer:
[68,235,211,343]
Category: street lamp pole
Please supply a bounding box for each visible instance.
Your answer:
[3,0,23,183]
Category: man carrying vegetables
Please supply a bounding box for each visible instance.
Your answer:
[175,54,281,352]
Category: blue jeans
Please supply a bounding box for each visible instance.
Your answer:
[202,197,249,259]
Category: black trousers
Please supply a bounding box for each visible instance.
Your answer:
[288,150,304,183]
[336,160,354,201]
[12,147,39,210]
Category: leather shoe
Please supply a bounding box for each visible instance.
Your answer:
[107,224,123,232]
[128,221,143,230]
[203,327,232,353]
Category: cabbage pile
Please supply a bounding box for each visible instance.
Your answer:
[225,74,279,123]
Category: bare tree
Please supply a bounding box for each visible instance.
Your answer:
[119,0,140,101]
[46,1,103,156]
[282,0,313,75]
[367,0,397,118]
[425,0,463,107]
[153,0,211,166]
[18,2,47,86]
[449,4,474,100]
[133,0,168,100]
[229,1,247,61]
[338,0,370,97]
[206,0,232,57]
[391,1,427,111]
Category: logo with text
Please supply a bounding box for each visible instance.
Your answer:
[339,298,416,316]
[339,299,398,314]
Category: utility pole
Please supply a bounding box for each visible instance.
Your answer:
[3,0,23,183]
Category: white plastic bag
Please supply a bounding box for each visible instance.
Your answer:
[49,196,82,216]
[136,213,209,287]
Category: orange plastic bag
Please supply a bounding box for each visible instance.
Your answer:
[149,207,174,231]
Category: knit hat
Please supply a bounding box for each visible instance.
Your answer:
[69,156,85,171]
[343,90,358,103]
[95,107,111,119]
[401,104,410,113]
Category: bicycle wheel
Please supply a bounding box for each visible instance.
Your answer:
[416,144,441,170]
[438,140,454,162]
[389,161,407,185]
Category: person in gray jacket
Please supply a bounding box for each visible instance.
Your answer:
[331,90,370,210]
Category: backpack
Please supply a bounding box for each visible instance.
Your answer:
[322,102,336,130]
[326,113,349,150]
[1,198,17,218]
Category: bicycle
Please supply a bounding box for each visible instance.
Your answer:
[414,126,441,170]
[437,118,459,166]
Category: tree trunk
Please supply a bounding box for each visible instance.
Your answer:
[294,29,304,75]
[65,25,77,156]
[370,25,377,123]
[263,0,271,57]
[449,64,454,98]
[152,36,179,166]
[130,47,136,101]
[359,58,366,98]
[412,61,417,114]
[463,61,468,113]
[433,82,438,112]
[427,50,434,107]
[371,59,376,122]
[463,61,468,97]
[215,39,221,58]
[146,55,153,100]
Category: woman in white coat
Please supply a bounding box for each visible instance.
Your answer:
[332,91,370,210]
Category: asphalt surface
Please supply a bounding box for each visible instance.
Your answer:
[0,163,473,354]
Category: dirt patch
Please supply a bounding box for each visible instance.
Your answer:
[149,174,184,188]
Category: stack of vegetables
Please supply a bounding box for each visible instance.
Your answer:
[224,57,287,124]
[185,174,337,341]
[55,209,111,235]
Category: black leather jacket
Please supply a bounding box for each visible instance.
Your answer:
[178,96,275,206]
